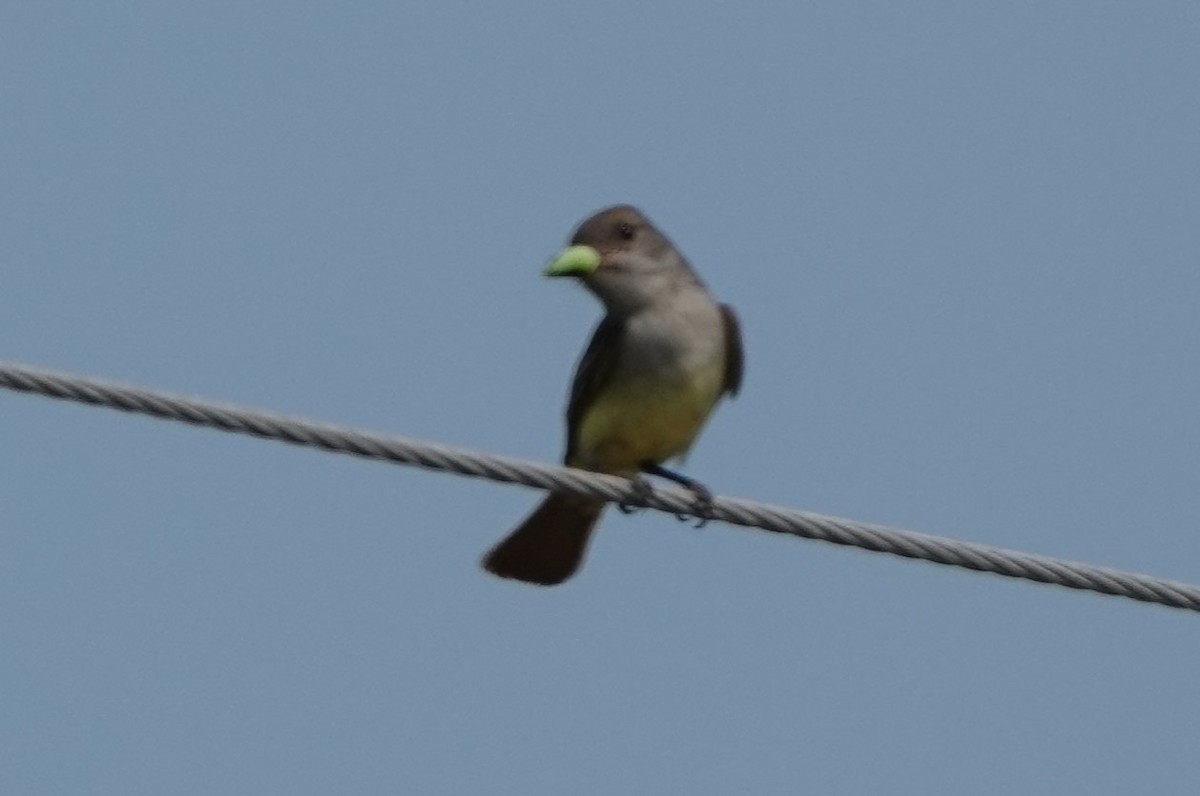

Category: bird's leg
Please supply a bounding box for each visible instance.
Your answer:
[617,475,655,514]
[640,462,714,527]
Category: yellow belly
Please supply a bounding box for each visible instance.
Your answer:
[571,365,724,474]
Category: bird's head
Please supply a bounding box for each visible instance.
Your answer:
[544,205,701,314]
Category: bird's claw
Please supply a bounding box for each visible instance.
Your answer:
[618,477,654,514]
[678,484,714,528]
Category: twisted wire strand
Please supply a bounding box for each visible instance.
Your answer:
[3,359,1198,613]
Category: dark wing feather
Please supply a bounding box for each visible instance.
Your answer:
[564,315,626,464]
[719,303,744,396]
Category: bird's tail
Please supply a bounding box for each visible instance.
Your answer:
[482,493,605,586]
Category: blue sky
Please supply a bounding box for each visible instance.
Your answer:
[3,2,1199,793]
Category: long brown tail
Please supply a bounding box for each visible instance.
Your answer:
[482,493,605,586]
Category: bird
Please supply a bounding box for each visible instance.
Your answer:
[482,205,744,585]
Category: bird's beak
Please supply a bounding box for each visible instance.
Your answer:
[544,245,601,278]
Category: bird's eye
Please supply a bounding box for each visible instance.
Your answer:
[617,222,635,240]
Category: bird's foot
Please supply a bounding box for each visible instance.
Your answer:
[640,462,714,528]
[682,482,714,528]
[618,476,654,514]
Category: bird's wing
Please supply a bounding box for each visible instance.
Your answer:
[719,303,744,397]
[564,315,626,464]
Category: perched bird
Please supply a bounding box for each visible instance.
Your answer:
[482,205,744,585]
